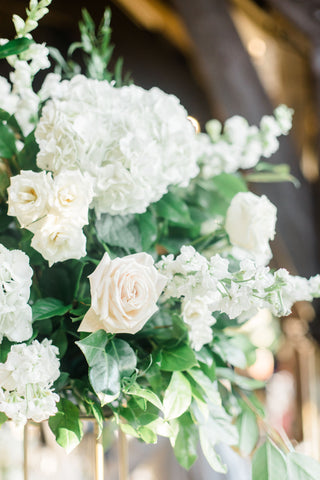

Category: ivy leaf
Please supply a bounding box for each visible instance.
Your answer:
[160,343,197,371]
[236,408,259,456]
[173,412,198,470]
[0,38,33,58]
[48,398,83,453]
[105,338,137,378]
[287,451,320,479]
[76,330,110,366]
[163,371,192,420]
[252,440,287,480]
[32,298,71,321]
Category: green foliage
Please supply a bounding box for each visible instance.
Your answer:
[32,297,71,321]
[163,372,192,420]
[0,38,33,58]
[252,440,287,480]
[160,343,198,371]
[48,398,83,453]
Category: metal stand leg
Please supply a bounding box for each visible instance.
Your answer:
[94,421,104,480]
[23,422,28,480]
[118,428,128,480]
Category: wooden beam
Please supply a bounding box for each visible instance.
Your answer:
[173,0,319,277]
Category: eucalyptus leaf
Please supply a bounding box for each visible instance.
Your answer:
[48,398,83,454]
[163,371,192,420]
[252,440,287,480]
[96,213,141,251]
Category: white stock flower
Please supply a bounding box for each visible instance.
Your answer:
[182,297,215,350]
[0,339,60,424]
[31,214,87,266]
[35,75,201,216]
[7,170,53,231]
[225,191,277,265]
[0,244,33,343]
[79,252,167,334]
[0,76,18,114]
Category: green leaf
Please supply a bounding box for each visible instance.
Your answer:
[212,173,247,200]
[156,191,192,226]
[96,213,141,252]
[105,338,137,378]
[287,451,320,479]
[252,440,287,480]
[0,338,12,363]
[32,298,71,321]
[0,38,33,58]
[0,412,8,427]
[173,412,198,470]
[0,124,17,158]
[88,352,120,405]
[213,335,247,369]
[126,383,163,411]
[51,329,68,358]
[76,330,109,366]
[216,367,265,390]
[138,426,157,444]
[136,210,157,250]
[163,372,192,420]
[187,368,220,404]
[236,408,259,456]
[16,132,39,170]
[199,426,227,474]
[48,398,83,453]
[160,343,197,371]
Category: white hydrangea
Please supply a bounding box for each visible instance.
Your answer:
[35,75,201,217]
[157,246,320,350]
[199,105,293,178]
[7,169,93,266]
[0,339,60,424]
[0,244,33,343]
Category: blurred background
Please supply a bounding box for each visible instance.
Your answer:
[1,0,320,478]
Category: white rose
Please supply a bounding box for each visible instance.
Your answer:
[7,170,53,231]
[225,192,277,265]
[50,169,93,226]
[31,214,86,266]
[79,252,167,334]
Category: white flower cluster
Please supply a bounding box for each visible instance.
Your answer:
[225,191,277,266]
[0,244,33,343]
[198,105,293,178]
[0,339,60,424]
[7,169,93,266]
[157,246,320,350]
[35,75,201,217]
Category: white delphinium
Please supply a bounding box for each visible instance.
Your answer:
[0,339,60,424]
[0,244,33,343]
[7,169,93,265]
[225,191,277,266]
[199,105,293,178]
[157,246,320,350]
[35,75,201,216]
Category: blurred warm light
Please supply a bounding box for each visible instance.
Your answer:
[248,347,274,381]
[247,37,267,59]
[187,115,200,133]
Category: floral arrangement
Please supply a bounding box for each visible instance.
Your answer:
[0,1,320,478]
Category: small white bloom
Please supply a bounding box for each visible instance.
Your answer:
[79,252,167,334]
[225,192,277,265]
[31,214,87,266]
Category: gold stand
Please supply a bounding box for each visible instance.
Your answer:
[94,421,104,480]
[118,427,129,480]
[23,422,28,480]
